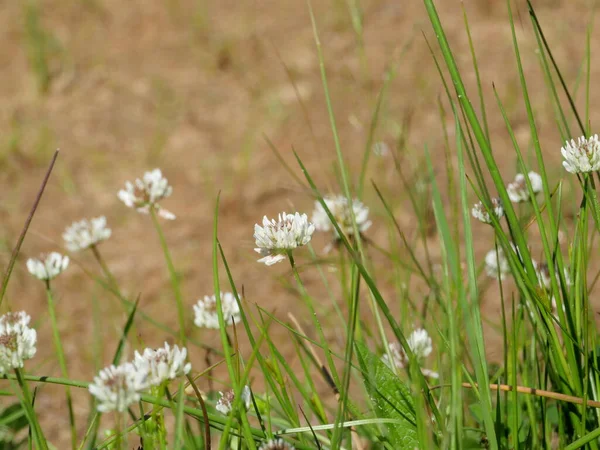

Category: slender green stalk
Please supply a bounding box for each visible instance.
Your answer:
[14,368,48,450]
[90,244,119,290]
[45,285,77,450]
[150,207,186,345]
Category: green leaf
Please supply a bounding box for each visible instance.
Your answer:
[355,341,418,449]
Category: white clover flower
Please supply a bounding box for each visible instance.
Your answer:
[0,311,31,332]
[407,328,433,359]
[382,329,437,379]
[216,385,251,415]
[193,292,241,329]
[372,142,390,157]
[471,198,504,224]
[420,368,440,379]
[26,252,69,281]
[254,212,315,265]
[534,261,572,291]
[63,216,112,252]
[0,311,37,374]
[561,135,600,174]
[117,168,175,219]
[311,195,372,237]
[507,172,543,203]
[89,363,148,413]
[133,342,191,388]
[259,439,296,450]
[485,248,510,280]
[382,342,406,370]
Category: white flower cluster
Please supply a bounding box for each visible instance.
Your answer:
[26,252,69,281]
[193,292,241,329]
[311,195,372,237]
[561,135,600,174]
[132,342,191,388]
[507,172,543,203]
[259,439,295,450]
[533,261,572,291]
[63,216,112,252]
[88,363,148,413]
[471,198,503,224]
[118,168,175,219]
[0,311,37,374]
[89,341,191,412]
[484,247,511,280]
[254,212,315,265]
[382,328,437,378]
[216,385,251,415]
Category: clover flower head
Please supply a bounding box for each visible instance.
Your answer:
[407,328,433,359]
[382,329,437,379]
[507,172,543,203]
[372,142,390,157]
[485,248,510,280]
[133,342,191,387]
[259,439,296,450]
[382,342,406,370]
[471,198,503,224]
[193,292,241,329]
[534,261,572,291]
[254,212,315,265]
[216,385,251,415]
[26,252,69,281]
[63,216,112,252]
[89,363,148,413]
[117,169,175,219]
[0,311,36,374]
[561,135,600,174]
[311,195,372,237]
[0,311,31,332]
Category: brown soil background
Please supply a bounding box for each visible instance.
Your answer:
[0,0,596,445]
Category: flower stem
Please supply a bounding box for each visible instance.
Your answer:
[46,286,77,450]
[150,208,186,345]
[14,368,49,450]
[91,244,119,290]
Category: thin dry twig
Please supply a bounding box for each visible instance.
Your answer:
[0,150,59,307]
[430,382,600,408]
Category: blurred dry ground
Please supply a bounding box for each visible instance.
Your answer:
[0,0,596,444]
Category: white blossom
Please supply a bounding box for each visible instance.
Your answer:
[193,292,241,329]
[420,368,440,379]
[89,363,148,413]
[117,168,175,219]
[0,311,36,374]
[133,342,191,387]
[216,385,251,415]
[259,439,296,450]
[485,248,510,280]
[254,212,315,265]
[382,342,406,369]
[382,329,437,379]
[311,195,372,237]
[507,172,543,203]
[471,198,503,224]
[561,135,600,174]
[26,252,69,281]
[372,142,390,157]
[63,216,112,252]
[407,328,433,359]
[534,261,572,291]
